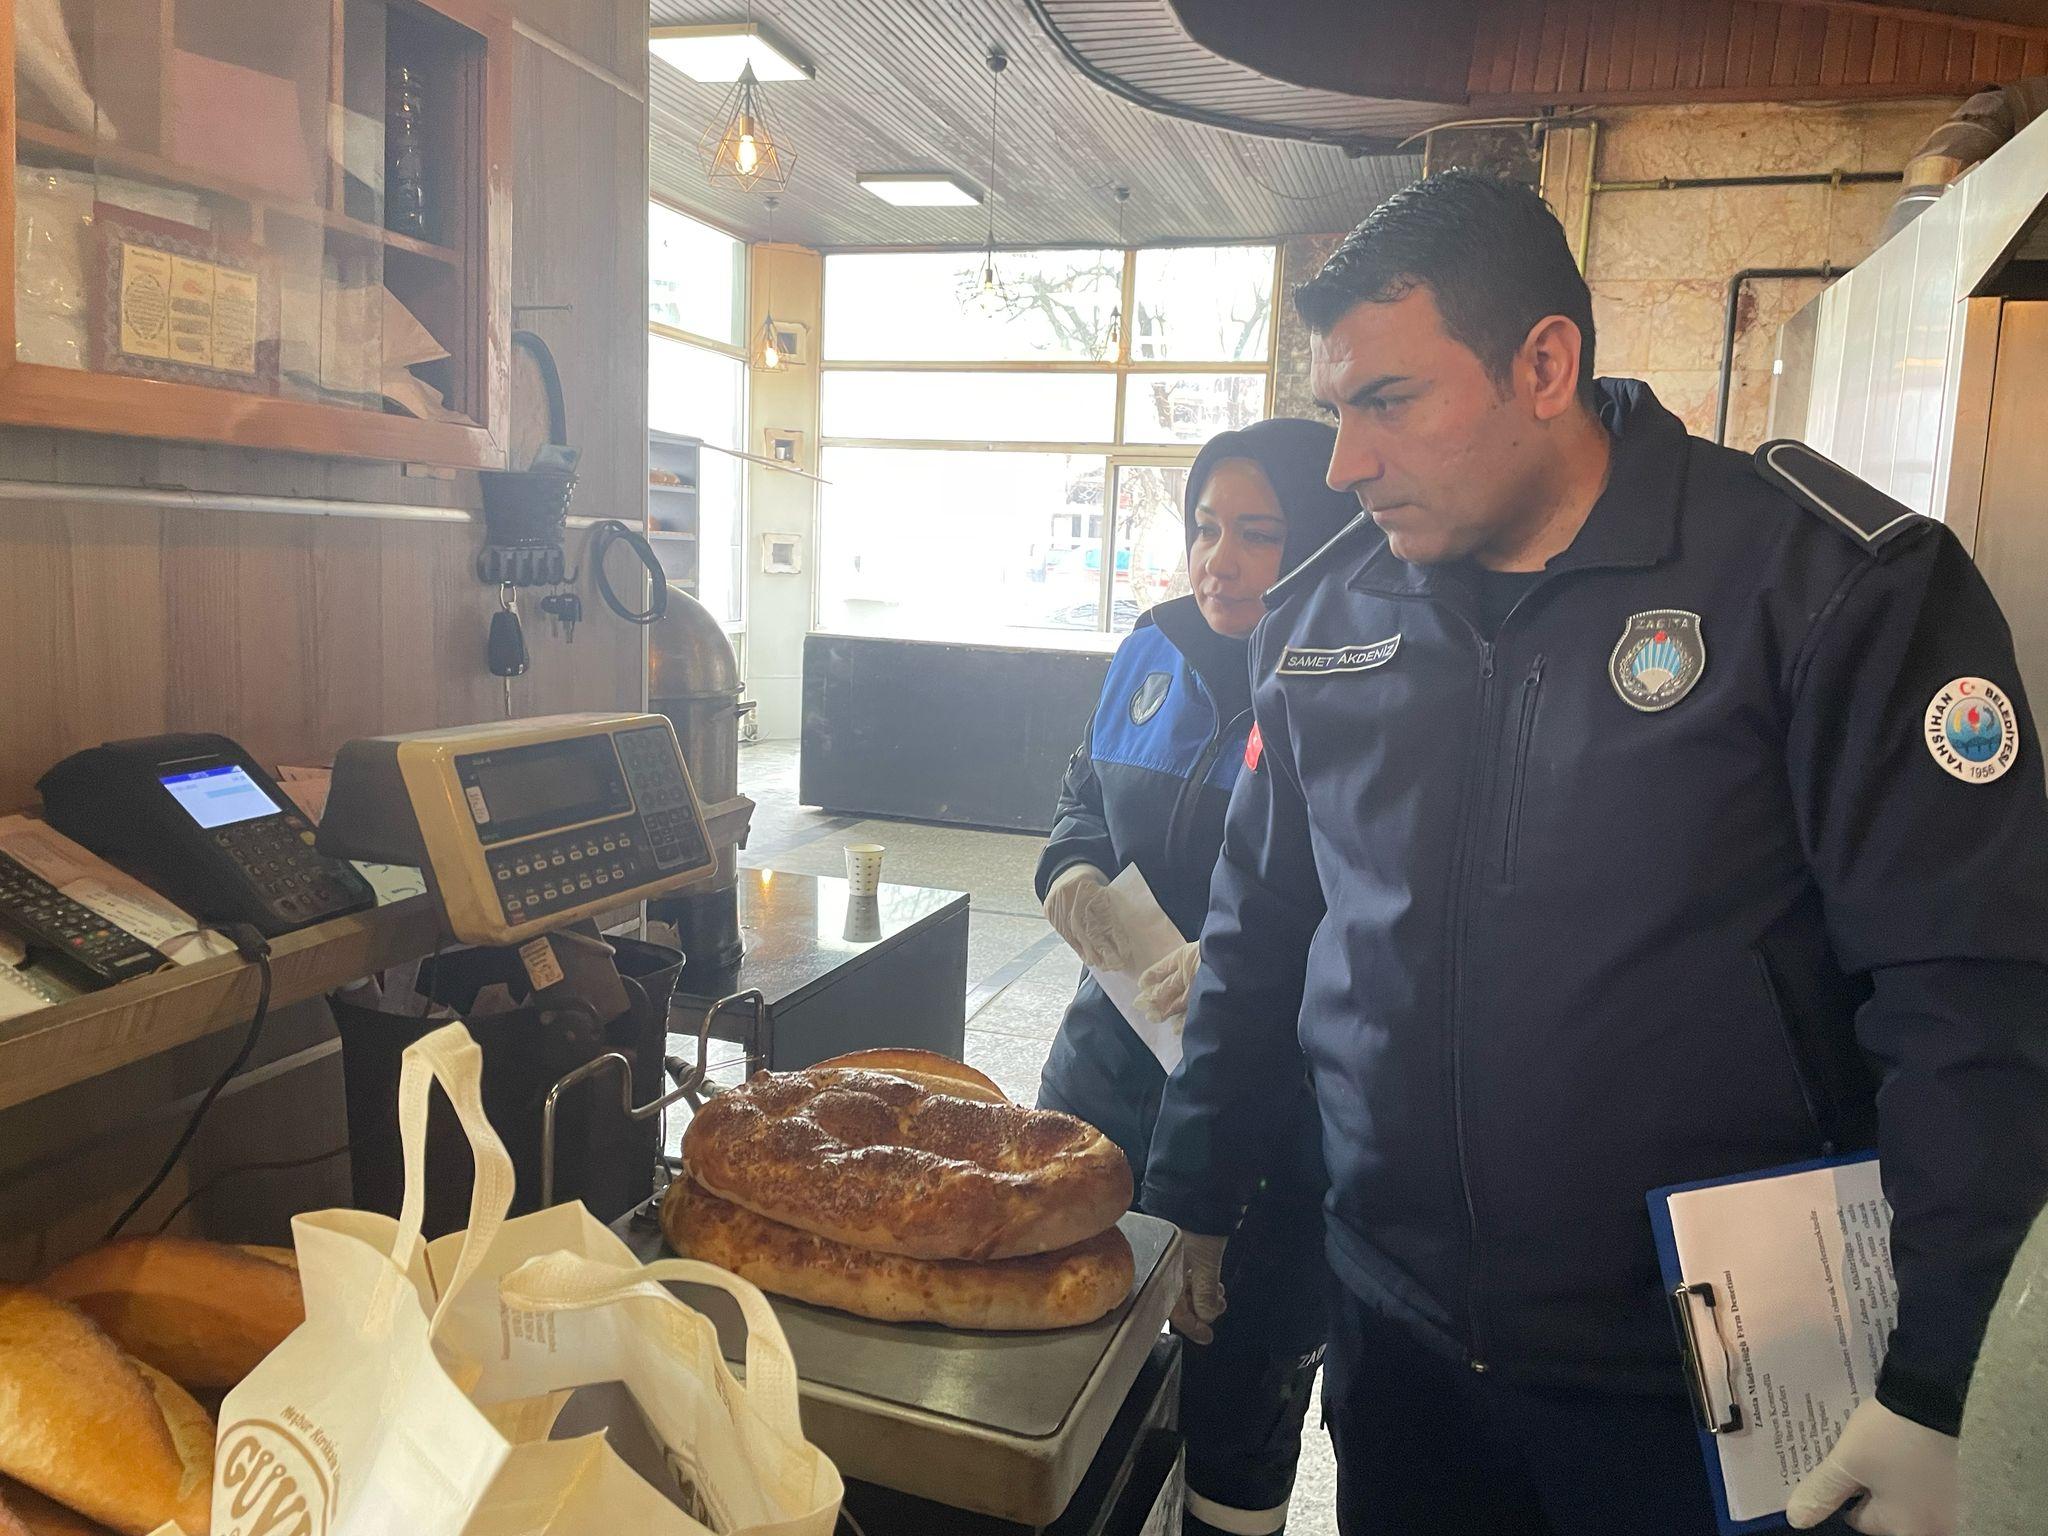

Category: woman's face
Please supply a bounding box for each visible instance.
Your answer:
[1189,458,1287,639]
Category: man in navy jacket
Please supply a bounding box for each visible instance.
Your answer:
[1142,172,2048,1536]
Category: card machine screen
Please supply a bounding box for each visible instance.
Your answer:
[159,764,285,829]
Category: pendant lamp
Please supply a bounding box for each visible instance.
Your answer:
[973,46,1009,315]
[756,195,787,371]
[702,59,795,192]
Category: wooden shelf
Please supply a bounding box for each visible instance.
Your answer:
[0,897,443,1113]
[648,528,697,542]
[648,482,698,496]
[16,123,463,267]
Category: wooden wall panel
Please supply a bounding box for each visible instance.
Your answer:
[1468,0,2048,105]
[0,502,642,810]
[511,35,649,532]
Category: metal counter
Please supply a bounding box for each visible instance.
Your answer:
[619,1205,1182,1524]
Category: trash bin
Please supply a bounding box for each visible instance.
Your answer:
[335,937,684,1236]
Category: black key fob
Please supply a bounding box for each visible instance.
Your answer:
[488,607,529,677]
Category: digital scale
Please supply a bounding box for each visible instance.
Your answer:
[321,713,716,946]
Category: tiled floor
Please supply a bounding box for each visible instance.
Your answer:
[736,738,1341,1536]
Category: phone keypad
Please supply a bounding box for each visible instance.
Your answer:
[0,851,162,989]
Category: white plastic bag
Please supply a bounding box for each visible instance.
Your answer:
[203,1021,841,1536]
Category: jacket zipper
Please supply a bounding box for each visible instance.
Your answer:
[1443,632,1497,1370]
[1438,582,1550,1373]
[1164,703,1251,872]
[1499,656,1547,885]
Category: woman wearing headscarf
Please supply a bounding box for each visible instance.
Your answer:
[1036,417,1359,1536]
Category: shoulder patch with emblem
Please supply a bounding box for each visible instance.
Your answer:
[1128,670,1172,726]
[1752,440,1929,558]
[1924,676,2020,784]
[1277,634,1400,676]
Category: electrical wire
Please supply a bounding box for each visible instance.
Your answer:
[588,519,669,626]
[106,924,274,1241]
[150,1144,351,1235]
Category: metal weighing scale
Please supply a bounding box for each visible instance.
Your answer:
[619,1204,1184,1526]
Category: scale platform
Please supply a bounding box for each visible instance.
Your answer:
[618,1203,1182,1524]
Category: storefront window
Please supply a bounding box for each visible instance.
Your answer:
[647,203,746,626]
[818,245,1275,643]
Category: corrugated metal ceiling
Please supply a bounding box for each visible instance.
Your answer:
[646,0,1424,248]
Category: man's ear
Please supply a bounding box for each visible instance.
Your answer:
[1520,314,1585,422]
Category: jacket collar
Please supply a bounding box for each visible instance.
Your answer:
[1148,594,1254,719]
[1349,378,1690,601]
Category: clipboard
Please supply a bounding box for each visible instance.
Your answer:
[1648,1152,1890,1536]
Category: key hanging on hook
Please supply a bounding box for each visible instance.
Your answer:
[489,583,529,717]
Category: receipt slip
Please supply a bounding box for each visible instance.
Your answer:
[1648,1154,1893,1534]
[1089,864,1190,1074]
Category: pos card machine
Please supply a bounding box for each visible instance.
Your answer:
[37,734,377,938]
[319,713,715,945]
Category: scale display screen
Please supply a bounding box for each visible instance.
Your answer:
[459,734,631,844]
[160,763,284,829]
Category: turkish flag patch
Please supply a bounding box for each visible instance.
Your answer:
[1245,722,1264,771]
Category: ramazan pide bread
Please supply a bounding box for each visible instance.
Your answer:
[0,1288,212,1536]
[39,1237,303,1390]
[664,1179,1133,1330]
[809,1048,1008,1104]
[683,1062,1132,1261]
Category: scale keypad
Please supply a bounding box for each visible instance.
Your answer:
[491,821,655,924]
[614,726,708,870]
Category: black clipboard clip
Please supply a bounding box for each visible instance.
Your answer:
[1670,1281,1745,1435]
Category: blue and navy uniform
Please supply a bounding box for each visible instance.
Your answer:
[1037,596,1255,1167]
[1039,594,1329,1536]
[1143,382,2048,1489]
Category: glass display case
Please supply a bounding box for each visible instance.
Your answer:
[2,0,508,465]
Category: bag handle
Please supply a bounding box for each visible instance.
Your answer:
[388,1022,518,1333]
[499,1251,803,1440]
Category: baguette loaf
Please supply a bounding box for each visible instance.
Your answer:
[0,1289,212,1536]
[39,1237,303,1390]
[665,1179,1133,1330]
[0,1478,118,1536]
[809,1049,1008,1104]
[683,1064,1131,1260]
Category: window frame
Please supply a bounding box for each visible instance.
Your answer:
[647,196,750,632]
[817,243,1281,638]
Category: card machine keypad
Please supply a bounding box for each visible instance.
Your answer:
[209,813,370,929]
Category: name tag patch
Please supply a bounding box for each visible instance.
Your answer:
[1277,634,1401,676]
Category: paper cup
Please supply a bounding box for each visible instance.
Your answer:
[844,843,885,897]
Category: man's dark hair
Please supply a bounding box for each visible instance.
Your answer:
[1295,170,1597,406]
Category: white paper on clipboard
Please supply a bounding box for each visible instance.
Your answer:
[1089,864,1190,1074]
[1653,1155,1895,1529]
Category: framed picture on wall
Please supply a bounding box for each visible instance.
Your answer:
[767,320,809,365]
[764,427,805,465]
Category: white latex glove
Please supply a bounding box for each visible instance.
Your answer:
[1169,1232,1228,1346]
[1786,1399,1958,1535]
[1042,863,1134,972]
[1137,940,1200,1026]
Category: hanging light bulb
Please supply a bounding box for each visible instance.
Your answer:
[972,46,1010,315]
[755,195,788,371]
[702,61,795,192]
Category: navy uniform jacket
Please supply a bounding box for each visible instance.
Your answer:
[1036,595,1255,1173]
[1142,380,2048,1433]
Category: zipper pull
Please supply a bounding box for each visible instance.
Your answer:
[1479,643,1496,680]
[1525,655,1545,689]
